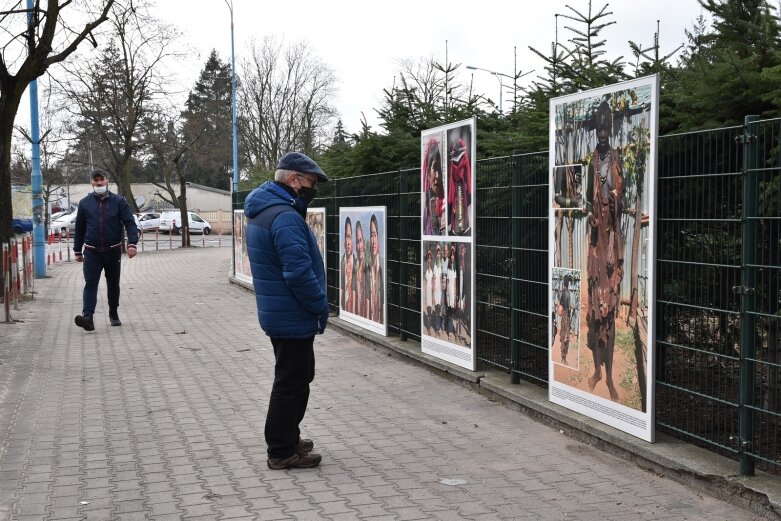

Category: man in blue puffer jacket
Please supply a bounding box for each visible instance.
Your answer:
[73,169,139,332]
[244,152,329,470]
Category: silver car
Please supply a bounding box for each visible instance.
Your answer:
[50,211,78,237]
[134,212,162,232]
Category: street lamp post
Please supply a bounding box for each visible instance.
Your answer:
[224,0,238,193]
[224,0,238,278]
[466,65,513,115]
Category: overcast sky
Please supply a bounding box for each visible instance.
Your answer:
[152,0,706,135]
[16,0,708,143]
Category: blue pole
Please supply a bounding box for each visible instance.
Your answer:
[27,0,46,278]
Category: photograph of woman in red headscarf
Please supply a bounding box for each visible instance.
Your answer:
[446,124,473,236]
[422,133,446,236]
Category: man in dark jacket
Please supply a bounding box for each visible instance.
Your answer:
[244,151,329,470]
[73,169,139,331]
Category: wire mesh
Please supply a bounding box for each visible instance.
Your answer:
[231,117,779,473]
[744,118,781,472]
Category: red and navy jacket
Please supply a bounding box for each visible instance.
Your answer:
[74,191,139,254]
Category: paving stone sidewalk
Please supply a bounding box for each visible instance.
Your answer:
[0,247,765,520]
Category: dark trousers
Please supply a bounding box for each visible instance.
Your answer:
[82,248,122,317]
[265,336,315,459]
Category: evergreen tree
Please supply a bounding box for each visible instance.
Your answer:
[556,1,628,90]
[181,50,233,189]
[666,0,781,131]
[522,3,627,152]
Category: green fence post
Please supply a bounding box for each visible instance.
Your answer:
[231,190,238,278]
[332,180,339,314]
[399,169,408,341]
[510,156,521,384]
[739,114,759,476]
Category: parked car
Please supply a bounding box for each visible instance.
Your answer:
[134,212,161,232]
[158,211,211,235]
[49,211,78,237]
[12,218,33,234]
[49,210,70,222]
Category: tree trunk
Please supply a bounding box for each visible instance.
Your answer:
[0,80,25,244]
[0,90,24,303]
[567,213,575,270]
[554,209,563,267]
[118,155,137,212]
[178,173,190,248]
[765,219,780,411]
[0,120,14,245]
[628,169,645,326]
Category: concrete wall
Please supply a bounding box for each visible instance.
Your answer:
[13,182,231,216]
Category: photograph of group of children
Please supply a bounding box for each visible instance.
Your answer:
[420,118,477,370]
[421,241,472,348]
[339,207,387,336]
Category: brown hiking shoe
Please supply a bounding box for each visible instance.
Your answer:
[298,438,314,454]
[75,315,95,332]
[267,452,322,470]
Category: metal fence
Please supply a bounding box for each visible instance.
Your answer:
[233,116,780,475]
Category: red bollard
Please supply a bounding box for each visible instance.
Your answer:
[10,237,19,310]
[20,235,27,294]
[25,235,31,291]
[3,242,10,321]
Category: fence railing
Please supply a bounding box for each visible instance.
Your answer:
[198,210,232,235]
[233,115,780,476]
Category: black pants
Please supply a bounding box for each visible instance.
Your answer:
[82,248,122,317]
[265,336,315,459]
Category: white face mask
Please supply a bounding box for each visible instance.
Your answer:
[93,185,108,195]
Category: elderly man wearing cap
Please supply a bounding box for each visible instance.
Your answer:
[244,151,330,469]
[73,169,139,331]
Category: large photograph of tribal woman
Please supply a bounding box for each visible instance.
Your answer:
[339,207,387,336]
[548,75,658,442]
[421,118,476,370]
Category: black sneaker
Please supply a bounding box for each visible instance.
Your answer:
[75,315,95,331]
[109,314,122,327]
[267,452,322,470]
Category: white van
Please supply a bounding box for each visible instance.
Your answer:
[158,211,212,235]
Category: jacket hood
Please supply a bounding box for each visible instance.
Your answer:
[244,181,306,218]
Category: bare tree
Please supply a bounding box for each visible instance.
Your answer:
[56,0,181,212]
[15,77,77,230]
[239,37,337,176]
[147,115,204,248]
[0,0,115,245]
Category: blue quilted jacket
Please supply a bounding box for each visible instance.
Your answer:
[244,181,328,338]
